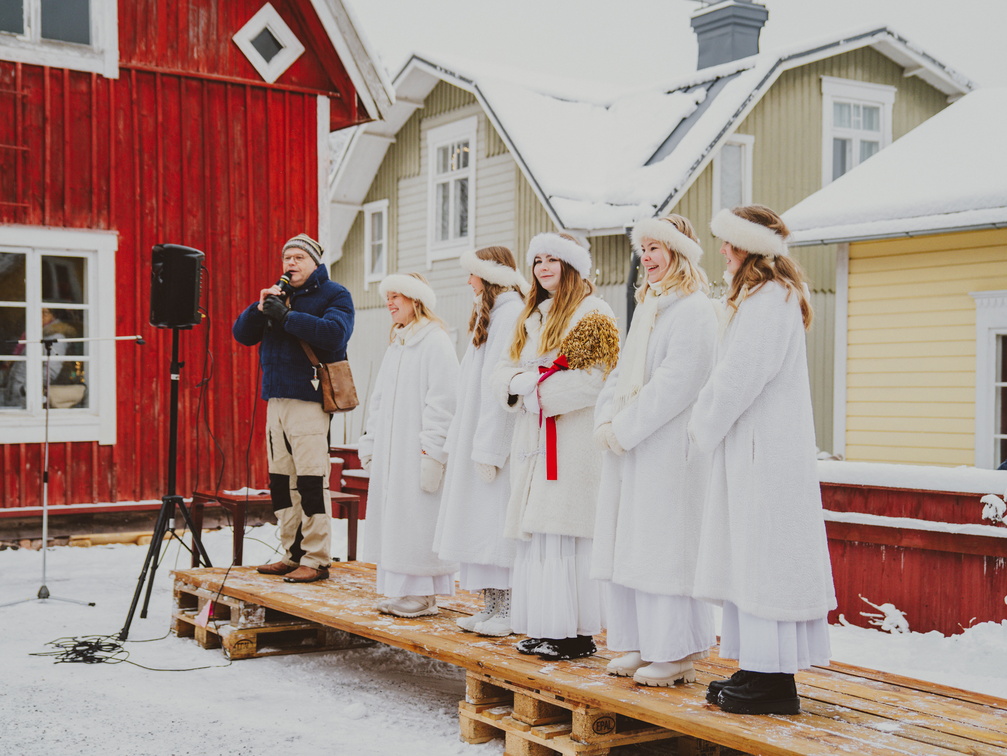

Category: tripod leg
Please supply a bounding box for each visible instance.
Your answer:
[118,497,173,641]
[174,497,213,568]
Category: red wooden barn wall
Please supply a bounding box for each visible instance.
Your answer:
[0,0,365,508]
[824,483,1007,636]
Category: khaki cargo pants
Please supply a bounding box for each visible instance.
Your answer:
[265,397,331,569]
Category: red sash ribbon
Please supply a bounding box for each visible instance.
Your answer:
[537,355,569,481]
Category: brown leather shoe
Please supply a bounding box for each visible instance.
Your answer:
[283,565,330,583]
[256,561,297,575]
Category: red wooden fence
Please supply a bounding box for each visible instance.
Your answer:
[824,482,1007,636]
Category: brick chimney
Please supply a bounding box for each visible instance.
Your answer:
[690,0,769,69]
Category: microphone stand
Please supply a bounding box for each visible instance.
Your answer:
[1,333,143,609]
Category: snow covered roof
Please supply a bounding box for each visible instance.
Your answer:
[329,26,973,252]
[785,88,1007,246]
[309,0,395,121]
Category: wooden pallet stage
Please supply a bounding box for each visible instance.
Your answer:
[171,563,1007,756]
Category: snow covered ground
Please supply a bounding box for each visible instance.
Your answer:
[1,525,1005,756]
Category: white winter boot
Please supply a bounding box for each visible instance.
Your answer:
[474,589,512,637]
[633,660,696,687]
[606,651,646,677]
[383,595,439,618]
[457,589,497,632]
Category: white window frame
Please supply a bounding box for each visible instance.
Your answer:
[0,225,117,445]
[971,290,1007,469]
[232,3,304,85]
[426,115,477,267]
[821,76,895,187]
[0,0,118,78]
[362,199,388,290]
[712,134,754,214]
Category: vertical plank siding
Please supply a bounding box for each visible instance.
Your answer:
[0,0,364,507]
[843,229,1007,465]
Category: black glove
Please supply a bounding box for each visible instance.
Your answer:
[262,295,290,327]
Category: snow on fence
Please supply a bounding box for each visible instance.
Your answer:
[819,461,1007,636]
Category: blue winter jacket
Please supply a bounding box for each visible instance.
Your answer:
[232,264,354,403]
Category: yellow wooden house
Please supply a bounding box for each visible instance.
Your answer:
[785,89,1007,469]
[327,1,973,447]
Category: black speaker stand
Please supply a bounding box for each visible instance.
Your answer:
[119,325,212,641]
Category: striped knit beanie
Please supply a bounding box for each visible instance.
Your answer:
[282,233,323,265]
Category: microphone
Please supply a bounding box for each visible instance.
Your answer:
[275,274,293,296]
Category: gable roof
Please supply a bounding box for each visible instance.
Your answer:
[308,0,394,121]
[329,26,972,252]
[785,88,1007,246]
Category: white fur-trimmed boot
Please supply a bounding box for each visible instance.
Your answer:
[457,589,497,632]
[474,589,512,637]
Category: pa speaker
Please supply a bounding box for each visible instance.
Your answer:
[150,244,204,328]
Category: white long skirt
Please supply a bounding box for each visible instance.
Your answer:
[719,601,831,674]
[606,582,715,663]
[510,533,603,639]
[377,567,456,598]
[458,562,511,592]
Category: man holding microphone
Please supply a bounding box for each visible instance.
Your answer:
[233,233,354,583]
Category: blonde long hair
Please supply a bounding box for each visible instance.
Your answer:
[510,235,595,361]
[724,205,813,330]
[635,215,709,303]
[467,246,522,348]
[387,272,447,341]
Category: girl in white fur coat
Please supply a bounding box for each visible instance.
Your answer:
[434,246,528,637]
[688,205,837,716]
[592,214,718,688]
[358,273,460,619]
[494,233,620,662]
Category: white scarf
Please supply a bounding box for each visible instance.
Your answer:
[613,285,666,406]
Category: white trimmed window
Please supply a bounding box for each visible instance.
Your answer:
[363,199,388,289]
[0,226,117,444]
[712,134,754,214]
[427,116,476,264]
[232,3,304,84]
[821,77,895,186]
[0,0,118,78]
[972,290,1007,469]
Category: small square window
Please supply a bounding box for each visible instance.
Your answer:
[0,0,25,35]
[233,3,304,84]
[250,26,282,63]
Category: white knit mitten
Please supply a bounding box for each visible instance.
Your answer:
[508,371,538,396]
[475,462,498,483]
[593,422,625,455]
[419,456,445,493]
[359,454,372,471]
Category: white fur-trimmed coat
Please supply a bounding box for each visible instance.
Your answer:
[493,295,617,540]
[358,321,460,577]
[591,290,718,596]
[434,292,523,568]
[688,281,837,622]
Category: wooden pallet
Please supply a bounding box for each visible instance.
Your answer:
[459,670,709,756]
[171,565,1007,756]
[172,574,373,659]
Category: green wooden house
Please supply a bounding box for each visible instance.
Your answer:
[326,1,973,446]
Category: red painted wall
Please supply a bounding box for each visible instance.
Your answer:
[0,0,366,508]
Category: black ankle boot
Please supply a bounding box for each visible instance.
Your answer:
[705,669,758,703]
[717,671,800,715]
[537,635,597,661]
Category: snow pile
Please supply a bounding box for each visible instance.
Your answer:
[786,88,1007,242]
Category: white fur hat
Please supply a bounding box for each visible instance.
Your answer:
[379,273,436,310]
[460,248,531,295]
[526,233,592,279]
[631,217,703,263]
[710,208,788,258]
